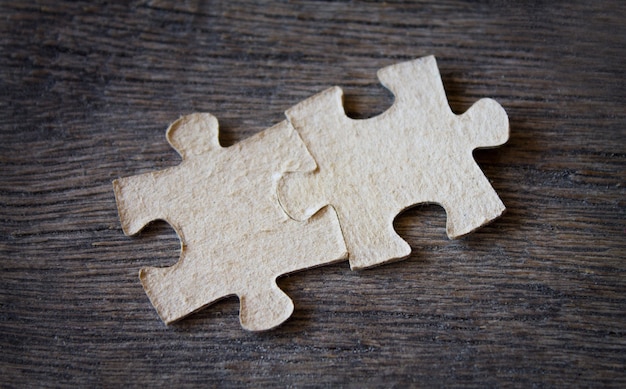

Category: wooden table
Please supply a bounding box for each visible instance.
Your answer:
[2,1,624,386]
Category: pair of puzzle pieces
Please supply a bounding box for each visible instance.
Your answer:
[113,56,509,331]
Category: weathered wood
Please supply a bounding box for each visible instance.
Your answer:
[1,1,624,386]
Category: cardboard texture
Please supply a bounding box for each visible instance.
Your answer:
[113,114,347,331]
[114,56,508,330]
[277,56,509,270]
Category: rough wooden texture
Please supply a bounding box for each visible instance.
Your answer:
[1,1,624,387]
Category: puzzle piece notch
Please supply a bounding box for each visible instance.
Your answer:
[277,55,509,270]
[167,113,222,158]
[113,114,347,331]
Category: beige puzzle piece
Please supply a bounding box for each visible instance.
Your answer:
[113,114,347,331]
[277,55,509,270]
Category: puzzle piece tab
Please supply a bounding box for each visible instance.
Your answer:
[113,114,347,331]
[277,56,509,270]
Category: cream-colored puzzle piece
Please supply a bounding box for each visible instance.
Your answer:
[277,55,509,270]
[113,114,347,331]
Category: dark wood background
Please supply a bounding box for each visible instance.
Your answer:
[2,1,624,387]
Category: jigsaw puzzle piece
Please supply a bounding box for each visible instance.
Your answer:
[114,114,347,330]
[277,153,413,269]
[277,56,508,270]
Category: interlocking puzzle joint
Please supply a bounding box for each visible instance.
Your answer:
[113,55,509,330]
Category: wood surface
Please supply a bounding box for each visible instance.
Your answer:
[1,0,624,387]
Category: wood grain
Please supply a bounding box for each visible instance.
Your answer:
[1,0,624,386]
